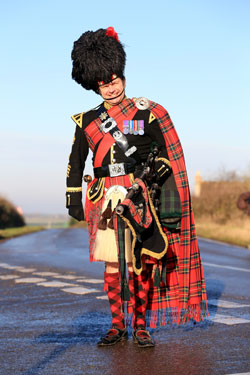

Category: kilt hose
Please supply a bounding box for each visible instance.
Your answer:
[104,272,125,330]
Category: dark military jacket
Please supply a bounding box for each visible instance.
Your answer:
[66,98,169,207]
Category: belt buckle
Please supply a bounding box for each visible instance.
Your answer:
[108,163,126,177]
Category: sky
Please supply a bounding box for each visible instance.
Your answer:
[0,0,249,214]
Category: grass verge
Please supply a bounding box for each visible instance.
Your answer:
[0,226,45,239]
[195,218,250,248]
[70,221,88,228]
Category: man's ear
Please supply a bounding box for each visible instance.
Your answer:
[123,78,126,89]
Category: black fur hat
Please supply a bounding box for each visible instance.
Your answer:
[71,27,126,93]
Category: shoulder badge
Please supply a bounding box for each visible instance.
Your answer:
[148,112,156,124]
[71,112,85,128]
[135,97,149,110]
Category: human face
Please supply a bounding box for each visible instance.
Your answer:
[99,77,126,106]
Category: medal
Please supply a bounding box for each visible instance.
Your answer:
[133,120,138,135]
[123,120,129,134]
[138,120,144,135]
[129,120,133,134]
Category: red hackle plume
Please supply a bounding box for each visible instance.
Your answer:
[106,27,120,42]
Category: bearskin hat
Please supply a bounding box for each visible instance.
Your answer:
[71,27,126,93]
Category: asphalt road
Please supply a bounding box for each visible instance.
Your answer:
[0,228,250,375]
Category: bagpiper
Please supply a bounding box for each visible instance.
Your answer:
[66,27,208,347]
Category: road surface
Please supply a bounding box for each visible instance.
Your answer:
[0,228,249,375]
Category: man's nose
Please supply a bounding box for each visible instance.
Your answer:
[108,84,115,93]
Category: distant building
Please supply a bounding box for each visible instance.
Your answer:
[194,171,202,197]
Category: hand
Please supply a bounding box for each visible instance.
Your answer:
[68,205,84,221]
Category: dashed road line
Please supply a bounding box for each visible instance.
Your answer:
[15,277,46,284]
[96,295,108,300]
[37,280,79,288]
[0,263,24,270]
[203,262,250,273]
[208,299,250,308]
[83,279,104,284]
[0,264,36,272]
[53,275,78,280]
[0,275,20,280]
[15,267,37,273]
[2,262,250,327]
[33,272,59,276]
[61,287,99,295]
[209,313,250,325]
[226,372,250,375]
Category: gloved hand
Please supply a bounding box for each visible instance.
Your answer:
[68,205,84,221]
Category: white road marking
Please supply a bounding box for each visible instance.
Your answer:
[0,263,22,270]
[208,299,250,308]
[15,277,46,284]
[33,272,59,276]
[226,373,250,375]
[0,263,10,268]
[0,264,36,272]
[61,287,99,295]
[203,262,250,273]
[96,295,108,300]
[75,278,86,282]
[83,279,104,284]
[209,313,250,325]
[53,275,78,280]
[37,281,79,288]
[16,267,36,273]
[0,275,20,280]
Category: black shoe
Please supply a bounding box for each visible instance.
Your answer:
[132,328,155,348]
[97,327,128,346]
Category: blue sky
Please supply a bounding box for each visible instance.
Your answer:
[1,0,249,214]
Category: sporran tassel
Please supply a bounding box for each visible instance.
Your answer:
[154,264,161,287]
[98,199,112,230]
[107,210,115,229]
[121,280,130,302]
[97,217,107,230]
[102,199,112,219]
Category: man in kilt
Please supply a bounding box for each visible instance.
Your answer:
[66,27,208,347]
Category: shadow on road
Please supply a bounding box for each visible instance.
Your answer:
[23,311,110,375]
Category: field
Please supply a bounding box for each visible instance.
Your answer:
[192,173,250,249]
